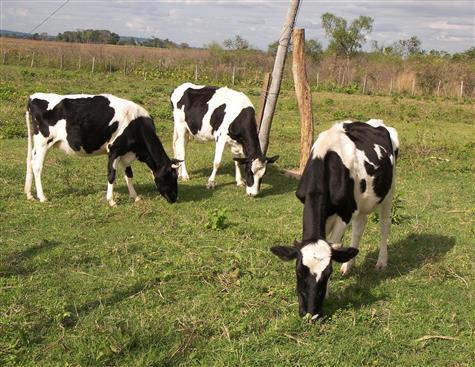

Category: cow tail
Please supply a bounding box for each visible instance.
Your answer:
[24,109,34,196]
[25,110,33,166]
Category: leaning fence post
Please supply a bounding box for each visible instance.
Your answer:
[459,80,464,98]
[30,52,35,67]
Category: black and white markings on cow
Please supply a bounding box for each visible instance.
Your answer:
[170,82,278,196]
[25,93,180,206]
[271,119,399,319]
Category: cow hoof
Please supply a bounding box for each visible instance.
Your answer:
[133,196,141,202]
[375,261,387,271]
[206,181,216,189]
[26,193,36,201]
[236,180,245,187]
[108,200,117,207]
[38,197,48,203]
[180,175,190,181]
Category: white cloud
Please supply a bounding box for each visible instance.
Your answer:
[428,21,472,31]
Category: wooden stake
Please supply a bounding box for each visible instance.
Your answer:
[60,54,63,70]
[2,50,6,65]
[436,80,441,97]
[231,66,236,85]
[362,75,367,94]
[411,78,416,96]
[194,64,198,81]
[30,52,35,67]
[109,60,112,73]
[259,0,301,155]
[459,80,464,98]
[389,78,393,95]
[316,72,319,88]
[292,29,314,175]
[91,57,95,73]
[256,72,271,131]
[78,55,81,70]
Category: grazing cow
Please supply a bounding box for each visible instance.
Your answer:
[170,82,278,196]
[25,93,180,206]
[271,119,399,318]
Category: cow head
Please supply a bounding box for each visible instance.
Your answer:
[154,159,181,203]
[270,240,358,319]
[234,155,279,196]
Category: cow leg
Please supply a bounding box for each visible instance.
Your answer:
[376,193,393,270]
[327,216,347,243]
[122,164,140,202]
[207,137,226,189]
[340,213,367,275]
[106,154,120,207]
[174,125,189,181]
[31,138,48,202]
[231,144,245,187]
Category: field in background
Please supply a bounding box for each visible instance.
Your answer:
[2,37,475,98]
[0,64,474,366]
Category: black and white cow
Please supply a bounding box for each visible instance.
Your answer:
[271,119,399,318]
[25,93,180,206]
[170,82,278,196]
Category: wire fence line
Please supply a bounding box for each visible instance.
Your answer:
[2,40,474,99]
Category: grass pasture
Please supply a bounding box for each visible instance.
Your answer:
[0,65,474,366]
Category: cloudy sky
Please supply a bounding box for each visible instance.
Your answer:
[1,0,474,52]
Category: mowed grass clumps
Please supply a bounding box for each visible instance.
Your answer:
[0,65,474,366]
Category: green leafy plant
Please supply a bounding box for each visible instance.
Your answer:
[205,208,228,230]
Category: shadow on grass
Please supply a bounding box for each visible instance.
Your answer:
[0,239,60,277]
[327,233,456,315]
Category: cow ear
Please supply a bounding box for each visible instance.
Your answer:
[331,247,359,263]
[266,155,279,164]
[170,159,182,169]
[233,157,249,165]
[270,245,299,261]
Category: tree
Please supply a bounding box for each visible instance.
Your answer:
[321,12,374,57]
[223,35,250,50]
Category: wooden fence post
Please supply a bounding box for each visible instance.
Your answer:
[2,50,6,65]
[411,78,416,96]
[256,72,271,131]
[292,29,314,175]
[459,80,464,98]
[389,78,393,95]
[231,66,236,85]
[60,54,63,70]
[91,57,95,73]
[436,80,441,97]
[316,72,319,88]
[194,64,198,81]
[78,55,81,70]
[362,74,367,94]
[30,52,35,67]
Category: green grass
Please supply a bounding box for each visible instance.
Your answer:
[0,65,474,366]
